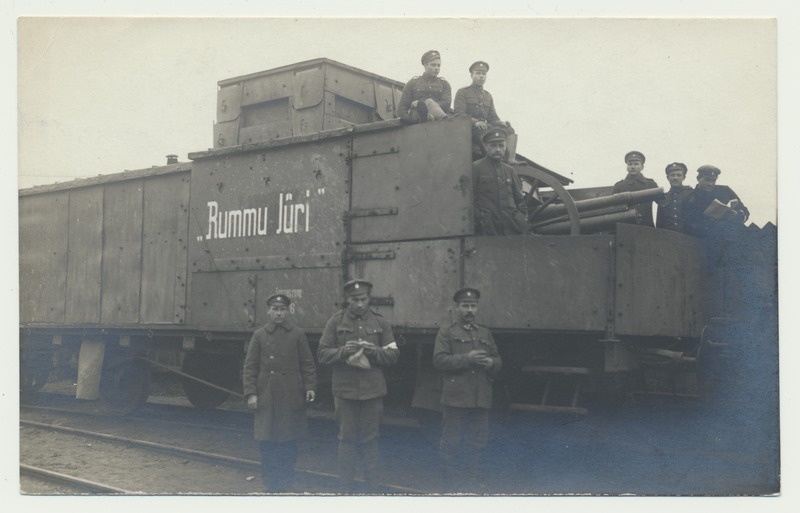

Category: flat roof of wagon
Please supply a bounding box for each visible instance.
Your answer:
[218,57,406,89]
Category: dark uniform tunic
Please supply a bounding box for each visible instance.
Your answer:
[454,84,501,125]
[683,185,749,239]
[473,156,527,235]
[243,320,317,442]
[612,173,659,227]
[397,75,452,122]
[656,185,693,232]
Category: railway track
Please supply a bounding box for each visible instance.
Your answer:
[19,405,428,495]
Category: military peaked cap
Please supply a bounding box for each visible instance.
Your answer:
[665,162,688,174]
[266,293,291,306]
[482,127,508,144]
[344,279,373,296]
[625,151,646,163]
[697,165,721,178]
[453,287,481,303]
[469,61,489,73]
[421,50,441,65]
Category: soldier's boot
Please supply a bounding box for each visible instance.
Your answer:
[361,439,381,493]
[337,442,358,493]
[504,133,519,164]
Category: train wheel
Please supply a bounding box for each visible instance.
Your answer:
[181,353,240,410]
[101,360,151,416]
[518,168,581,235]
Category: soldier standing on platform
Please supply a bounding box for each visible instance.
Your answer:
[433,287,502,492]
[453,61,516,161]
[397,50,452,124]
[473,127,528,235]
[612,151,660,227]
[656,162,693,232]
[317,279,400,493]
[243,293,317,493]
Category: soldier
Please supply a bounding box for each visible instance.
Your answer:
[397,50,452,124]
[473,127,528,235]
[453,60,517,161]
[656,162,693,232]
[433,287,502,492]
[684,165,749,262]
[243,293,317,493]
[612,151,660,227]
[316,279,400,492]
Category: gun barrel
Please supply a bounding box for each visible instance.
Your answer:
[536,187,664,220]
[532,210,640,235]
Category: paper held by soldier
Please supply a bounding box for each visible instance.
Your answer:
[703,199,737,219]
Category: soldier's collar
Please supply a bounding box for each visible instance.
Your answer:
[265,319,293,332]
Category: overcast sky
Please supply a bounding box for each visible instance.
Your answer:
[15,16,780,227]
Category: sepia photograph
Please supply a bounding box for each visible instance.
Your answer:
[6,2,797,512]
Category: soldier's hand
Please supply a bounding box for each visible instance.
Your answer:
[467,350,488,365]
[306,390,316,403]
[247,395,258,410]
[342,342,360,357]
[475,121,488,130]
[361,342,378,355]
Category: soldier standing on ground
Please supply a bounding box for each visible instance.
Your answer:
[433,287,502,492]
[317,279,400,493]
[453,61,516,161]
[243,293,317,493]
[473,127,528,235]
[612,151,660,227]
[656,162,693,232]
[397,50,452,124]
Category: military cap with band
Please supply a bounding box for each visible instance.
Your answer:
[343,278,373,296]
[266,293,291,306]
[624,151,646,163]
[469,61,489,73]
[665,162,688,174]
[421,50,441,65]
[697,165,721,178]
[453,287,481,303]
[482,127,508,144]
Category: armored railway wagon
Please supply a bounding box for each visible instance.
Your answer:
[19,58,772,415]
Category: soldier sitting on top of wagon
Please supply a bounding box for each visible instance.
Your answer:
[454,60,517,163]
[473,127,529,235]
[397,50,452,124]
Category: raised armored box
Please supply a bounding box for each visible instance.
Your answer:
[214,58,405,148]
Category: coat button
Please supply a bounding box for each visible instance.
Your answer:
[269,355,274,359]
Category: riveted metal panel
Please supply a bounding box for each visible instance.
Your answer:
[217,83,242,122]
[346,240,461,327]
[292,65,325,109]
[188,138,349,277]
[349,117,473,242]
[214,120,240,148]
[140,172,191,324]
[293,103,324,135]
[241,70,293,106]
[65,187,103,323]
[254,267,343,333]
[189,272,256,329]
[100,179,144,324]
[374,82,398,121]
[325,65,377,108]
[19,191,69,323]
[614,224,707,337]
[239,121,293,144]
[462,235,612,332]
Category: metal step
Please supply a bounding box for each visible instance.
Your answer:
[511,366,591,415]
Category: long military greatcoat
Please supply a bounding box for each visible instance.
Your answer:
[612,173,660,227]
[243,320,317,442]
